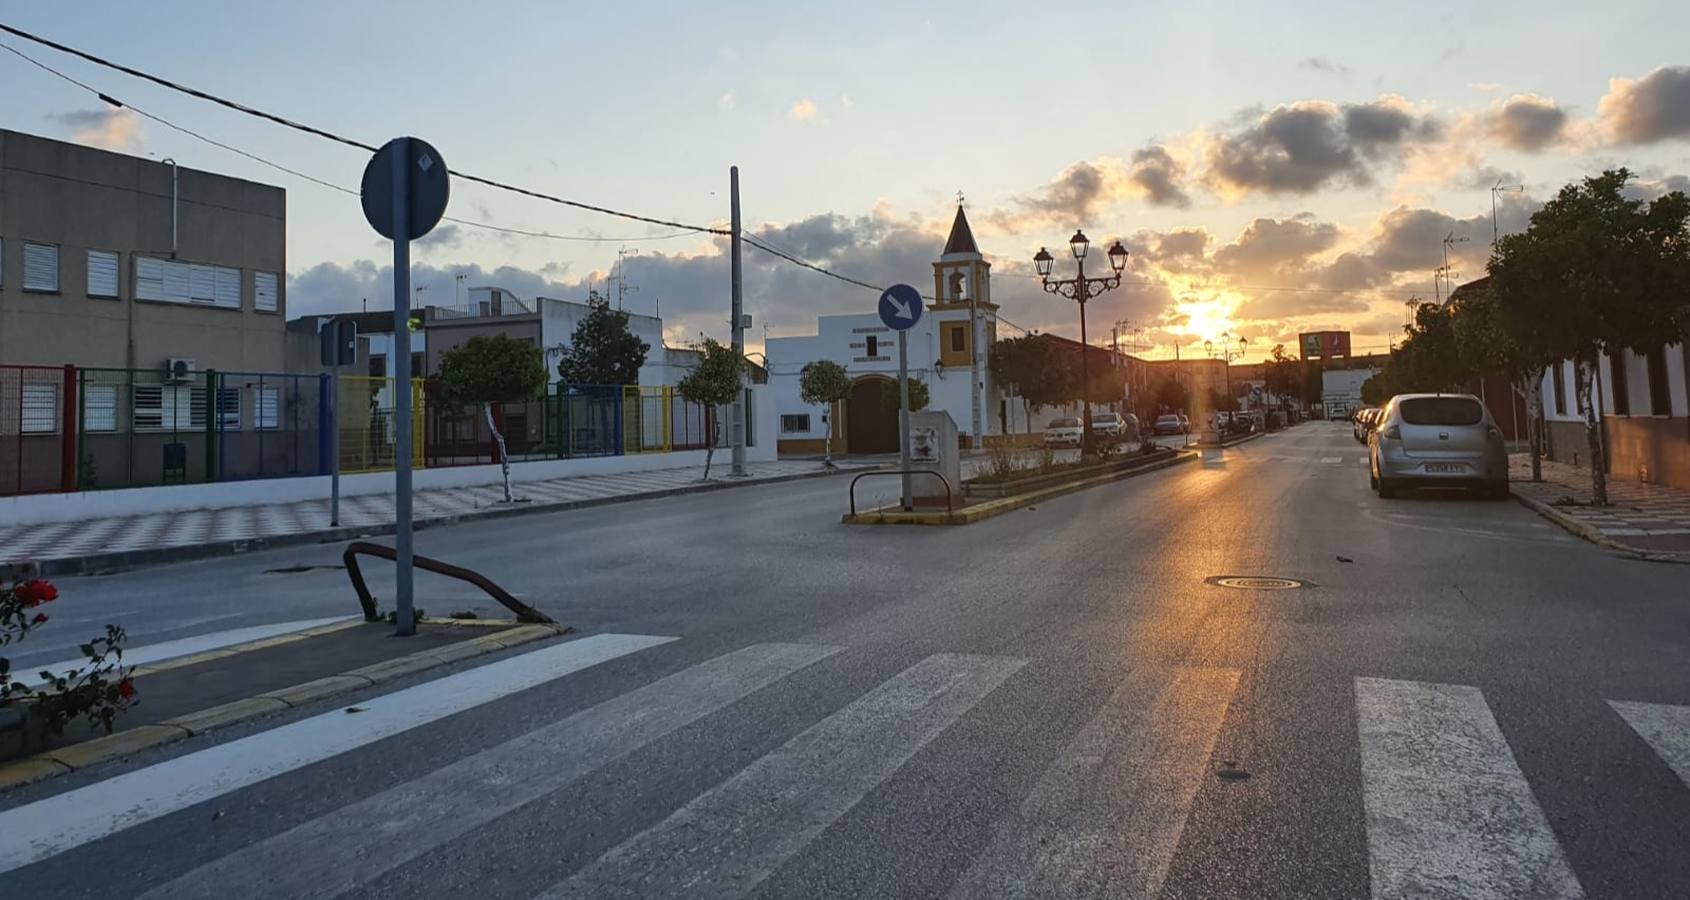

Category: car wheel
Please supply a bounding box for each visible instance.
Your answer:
[1369,469,1379,490]
[1488,479,1510,501]
[1377,478,1397,499]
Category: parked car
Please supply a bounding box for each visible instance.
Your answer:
[1090,412,1129,440]
[1177,413,1191,432]
[1352,407,1380,443]
[1152,414,1186,436]
[1369,394,1508,499]
[1217,411,1255,436]
[1043,416,1084,447]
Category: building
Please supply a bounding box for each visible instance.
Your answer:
[0,129,287,372]
[767,205,1003,454]
[1538,347,1689,489]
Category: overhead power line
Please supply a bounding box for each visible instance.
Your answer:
[0,23,728,236]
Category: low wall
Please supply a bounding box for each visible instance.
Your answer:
[1606,415,1690,489]
[0,442,776,526]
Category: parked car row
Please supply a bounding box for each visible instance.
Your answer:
[1367,393,1509,500]
[1041,412,1141,447]
[1351,406,1381,443]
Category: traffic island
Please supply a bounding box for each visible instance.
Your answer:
[843,448,1195,526]
[0,617,568,791]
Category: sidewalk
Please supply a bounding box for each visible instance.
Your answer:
[1508,453,1690,559]
[2,459,872,573]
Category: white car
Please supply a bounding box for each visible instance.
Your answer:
[1043,417,1083,447]
[1090,412,1128,439]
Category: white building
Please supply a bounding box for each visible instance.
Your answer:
[766,206,1004,454]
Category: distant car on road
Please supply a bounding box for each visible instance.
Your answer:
[1043,416,1084,447]
[1152,414,1186,436]
[1369,394,1508,499]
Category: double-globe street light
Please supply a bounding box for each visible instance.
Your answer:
[1034,230,1129,455]
[1204,333,1249,409]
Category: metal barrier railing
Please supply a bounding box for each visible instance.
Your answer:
[342,541,555,624]
[848,470,955,515]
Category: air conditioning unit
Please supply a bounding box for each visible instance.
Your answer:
[164,358,197,381]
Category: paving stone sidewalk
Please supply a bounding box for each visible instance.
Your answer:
[1508,453,1690,557]
[1,459,869,568]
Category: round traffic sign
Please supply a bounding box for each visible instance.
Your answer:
[361,137,450,241]
[878,283,923,331]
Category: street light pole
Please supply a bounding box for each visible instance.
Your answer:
[1034,231,1129,458]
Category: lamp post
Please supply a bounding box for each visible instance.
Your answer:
[1204,333,1248,408]
[1035,230,1129,456]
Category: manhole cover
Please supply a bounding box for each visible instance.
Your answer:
[1205,575,1311,591]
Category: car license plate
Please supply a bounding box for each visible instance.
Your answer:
[1424,462,1464,473]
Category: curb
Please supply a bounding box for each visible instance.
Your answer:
[844,452,1198,526]
[27,465,871,577]
[1512,492,1690,565]
[0,622,567,792]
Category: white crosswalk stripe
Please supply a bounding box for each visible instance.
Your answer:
[1610,700,1690,787]
[950,666,1239,899]
[0,632,676,875]
[539,652,1027,899]
[140,642,842,900]
[1355,677,1584,899]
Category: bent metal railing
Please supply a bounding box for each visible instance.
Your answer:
[848,470,954,515]
[342,541,553,624]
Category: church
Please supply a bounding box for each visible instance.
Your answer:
[766,204,1011,455]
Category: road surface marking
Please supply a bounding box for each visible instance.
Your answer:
[1321,456,1343,464]
[949,666,1239,899]
[1359,457,1370,465]
[24,615,354,684]
[140,642,841,900]
[1610,701,1690,788]
[0,632,675,875]
[1355,677,1583,900]
[541,652,1027,900]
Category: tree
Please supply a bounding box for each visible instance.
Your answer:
[1454,282,1552,481]
[1153,376,1189,414]
[1263,344,1302,408]
[881,377,931,413]
[991,335,1075,426]
[675,338,745,480]
[554,293,650,385]
[1489,168,1690,504]
[1208,388,1240,413]
[798,360,852,467]
[438,335,548,503]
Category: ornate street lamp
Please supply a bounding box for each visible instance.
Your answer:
[1035,231,1130,455]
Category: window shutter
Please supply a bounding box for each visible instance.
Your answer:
[190,265,217,303]
[254,271,279,312]
[133,385,164,431]
[23,243,59,292]
[83,385,119,432]
[214,267,241,308]
[87,250,120,298]
[256,385,280,429]
[21,384,58,433]
[216,387,241,429]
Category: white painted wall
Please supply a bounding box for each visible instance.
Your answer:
[538,297,670,386]
[1,386,778,526]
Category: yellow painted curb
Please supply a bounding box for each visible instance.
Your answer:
[132,619,367,680]
[0,622,565,791]
[0,755,71,791]
[163,697,291,736]
[45,725,188,770]
[844,452,1198,526]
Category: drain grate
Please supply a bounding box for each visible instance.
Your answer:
[1205,575,1312,591]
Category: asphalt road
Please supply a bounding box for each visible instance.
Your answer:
[6,421,1690,899]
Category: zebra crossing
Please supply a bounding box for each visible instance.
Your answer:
[5,633,1690,898]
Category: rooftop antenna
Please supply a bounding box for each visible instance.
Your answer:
[1490,177,1525,245]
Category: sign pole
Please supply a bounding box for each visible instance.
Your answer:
[390,139,416,637]
[898,330,912,511]
[329,369,340,526]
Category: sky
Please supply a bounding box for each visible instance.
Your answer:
[4,1,1689,361]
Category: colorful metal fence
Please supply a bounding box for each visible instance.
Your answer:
[336,375,426,474]
[0,364,72,496]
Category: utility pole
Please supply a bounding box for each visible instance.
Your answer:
[729,166,747,477]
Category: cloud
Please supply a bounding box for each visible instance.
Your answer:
[1599,66,1690,144]
[991,160,1128,230]
[1298,56,1352,78]
[45,107,142,151]
[1488,94,1567,151]
[718,91,737,112]
[789,99,818,121]
[840,93,855,111]
[412,224,464,253]
[1622,173,1690,202]
[1211,214,1342,280]
[1202,95,1441,197]
[1156,228,1211,260]
[1127,145,1191,208]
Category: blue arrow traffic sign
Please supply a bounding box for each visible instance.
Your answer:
[878,284,923,331]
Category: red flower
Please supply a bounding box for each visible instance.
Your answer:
[117,678,136,700]
[31,613,48,625]
[15,580,57,608]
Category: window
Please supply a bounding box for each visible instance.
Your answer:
[254,271,279,312]
[369,354,386,378]
[135,257,241,308]
[411,352,426,378]
[23,242,59,292]
[1608,352,1630,416]
[1646,345,1672,416]
[87,250,120,298]
[1398,397,1484,426]
[83,385,118,432]
[21,384,57,433]
[781,414,810,434]
[950,326,966,353]
[133,385,206,432]
[865,335,878,357]
[1550,364,1566,416]
[216,387,241,430]
[256,385,280,430]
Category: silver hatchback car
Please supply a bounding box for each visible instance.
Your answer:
[1369,393,1508,499]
